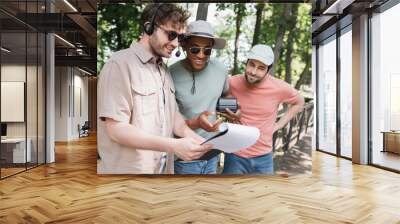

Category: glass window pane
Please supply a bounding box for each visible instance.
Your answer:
[340,27,352,158]
[1,31,27,177]
[371,3,400,171]
[318,35,337,154]
[1,0,46,179]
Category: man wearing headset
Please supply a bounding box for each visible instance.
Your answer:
[169,20,230,174]
[97,4,212,174]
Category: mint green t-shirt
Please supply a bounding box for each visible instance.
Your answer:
[169,59,229,139]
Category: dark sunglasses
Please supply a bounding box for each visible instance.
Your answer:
[189,46,212,55]
[156,25,185,42]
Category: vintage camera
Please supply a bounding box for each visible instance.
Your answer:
[216,97,238,113]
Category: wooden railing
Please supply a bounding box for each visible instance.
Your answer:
[272,102,314,152]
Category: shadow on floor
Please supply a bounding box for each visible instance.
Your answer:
[274,133,312,175]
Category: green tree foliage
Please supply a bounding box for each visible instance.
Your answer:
[97,4,143,72]
[243,3,312,89]
[97,3,312,93]
[293,4,312,89]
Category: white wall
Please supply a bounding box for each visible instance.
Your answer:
[55,66,70,141]
[72,73,89,138]
[1,65,38,138]
[55,66,89,141]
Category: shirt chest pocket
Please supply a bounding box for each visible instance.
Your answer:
[131,85,158,115]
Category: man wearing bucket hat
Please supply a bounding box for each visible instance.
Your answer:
[169,20,231,174]
[220,44,304,174]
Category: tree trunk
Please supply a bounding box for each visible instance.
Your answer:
[285,36,294,84]
[276,47,285,80]
[233,4,244,75]
[252,3,265,46]
[271,5,292,76]
[295,55,311,90]
[196,3,209,21]
[284,5,298,84]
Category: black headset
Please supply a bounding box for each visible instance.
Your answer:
[143,4,163,35]
[143,3,184,57]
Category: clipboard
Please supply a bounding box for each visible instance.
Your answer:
[176,123,260,161]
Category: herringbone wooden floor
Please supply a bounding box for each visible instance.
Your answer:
[1,135,400,224]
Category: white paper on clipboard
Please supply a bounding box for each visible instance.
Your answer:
[202,123,260,153]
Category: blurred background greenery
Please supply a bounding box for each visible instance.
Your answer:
[97,3,312,95]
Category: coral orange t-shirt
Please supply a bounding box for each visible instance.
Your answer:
[228,74,299,158]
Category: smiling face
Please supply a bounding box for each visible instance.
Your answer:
[244,59,270,85]
[183,36,213,72]
[149,21,185,58]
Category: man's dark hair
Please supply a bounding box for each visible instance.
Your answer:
[141,3,190,30]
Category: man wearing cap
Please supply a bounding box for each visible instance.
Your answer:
[169,20,230,174]
[221,44,304,174]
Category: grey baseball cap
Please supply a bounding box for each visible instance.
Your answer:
[186,20,226,49]
[247,44,274,66]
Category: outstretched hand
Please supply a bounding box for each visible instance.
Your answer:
[197,111,222,132]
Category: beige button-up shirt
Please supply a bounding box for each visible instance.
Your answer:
[97,42,177,174]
